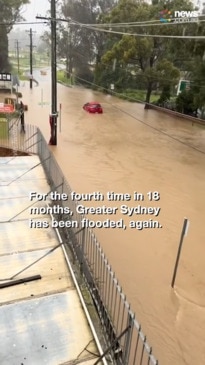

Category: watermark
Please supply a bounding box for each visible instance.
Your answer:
[159,9,199,23]
[159,9,172,23]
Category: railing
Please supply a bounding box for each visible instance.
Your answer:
[0,125,159,364]
[0,118,39,155]
[37,128,159,365]
[148,103,205,126]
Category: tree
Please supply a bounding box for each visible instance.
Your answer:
[94,0,200,107]
[187,57,205,117]
[57,0,116,82]
[0,0,29,72]
[175,89,197,115]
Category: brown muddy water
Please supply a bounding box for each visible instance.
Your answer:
[21,74,205,365]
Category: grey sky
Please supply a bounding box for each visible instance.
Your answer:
[13,0,50,34]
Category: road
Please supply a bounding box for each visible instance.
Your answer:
[20,70,205,365]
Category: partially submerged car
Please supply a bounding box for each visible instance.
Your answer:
[83,102,103,113]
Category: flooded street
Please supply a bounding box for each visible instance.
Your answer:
[21,73,205,365]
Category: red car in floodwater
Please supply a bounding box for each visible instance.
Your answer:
[83,102,103,114]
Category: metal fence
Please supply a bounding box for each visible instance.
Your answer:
[36,128,159,365]
[0,125,159,364]
[0,117,38,155]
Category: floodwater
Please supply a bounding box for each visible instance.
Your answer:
[21,71,205,365]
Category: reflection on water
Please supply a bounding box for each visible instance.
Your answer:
[22,77,205,365]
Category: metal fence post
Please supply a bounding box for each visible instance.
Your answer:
[123,311,134,364]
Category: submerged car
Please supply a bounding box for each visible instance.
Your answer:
[83,102,103,114]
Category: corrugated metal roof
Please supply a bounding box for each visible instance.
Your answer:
[0,156,104,365]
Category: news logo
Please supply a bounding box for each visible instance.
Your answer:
[159,9,199,23]
[159,9,172,23]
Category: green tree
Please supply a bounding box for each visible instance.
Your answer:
[57,0,116,82]
[175,89,197,115]
[0,0,29,72]
[95,0,200,107]
[188,58,205,117]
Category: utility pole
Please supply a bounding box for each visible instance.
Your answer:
[35,2,58,145]
[26,28,35,89]
[16,40,20,74]
[49,0,58,145]
[29,28,33,89]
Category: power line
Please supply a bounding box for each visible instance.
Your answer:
[0,21,48,26]
[78,19,205,27]
[36,15,205,39]
[73,22,205,39]
[92,20,205,28]
[36,14,205,27]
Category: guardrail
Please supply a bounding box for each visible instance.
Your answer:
[148,103,205,126]
[37,128,159,365]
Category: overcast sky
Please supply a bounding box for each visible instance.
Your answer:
[13,0,50,34]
